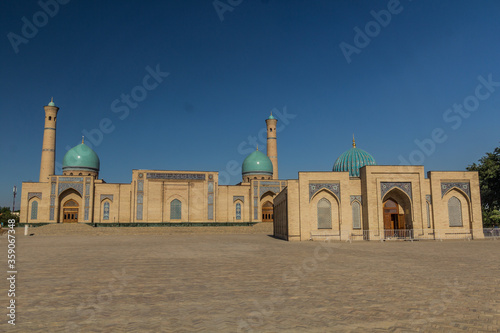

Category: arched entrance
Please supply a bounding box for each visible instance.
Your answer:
[383,190,413,239]
[63,199,79,223]
[262,201,273,222]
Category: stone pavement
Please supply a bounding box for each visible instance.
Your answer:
[1,226,499,332]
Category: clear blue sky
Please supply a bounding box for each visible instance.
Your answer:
[1,0,500,210]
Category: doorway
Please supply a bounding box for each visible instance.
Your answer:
[383,199,408,238]
[63,199,79,223]
[262,201,273,222]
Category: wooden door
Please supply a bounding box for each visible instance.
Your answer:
[383,199,398,237]
[398,214,405,229]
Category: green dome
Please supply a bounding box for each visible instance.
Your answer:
[242,149,273,176]
[62,143,100,172]
[333,141,376,177]
[267,114,276,120]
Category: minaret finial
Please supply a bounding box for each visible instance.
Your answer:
[51,97,53,103]
[352,134,356,148]
[256,144,259,151]
[82,136,84,144]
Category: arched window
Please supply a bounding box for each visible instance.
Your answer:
[352,201,361,229]
[317,198,332,229]
[448,196,462,227]
[170,199,181,220]
[31,201,38,220]
[103,202,110,220]
[426,202,431,228]
[236,203,241,220]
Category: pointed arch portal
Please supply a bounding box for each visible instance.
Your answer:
[63,199,79,223]
[383,188,413,239]
[262,201,273,222]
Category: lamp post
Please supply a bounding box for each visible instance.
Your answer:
[12,186,17,212]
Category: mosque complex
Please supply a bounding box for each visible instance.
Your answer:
[20,99,484,240]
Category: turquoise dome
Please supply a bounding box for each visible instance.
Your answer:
[242,149,273,176]
[333,141,376,177]
[62,143,100,172]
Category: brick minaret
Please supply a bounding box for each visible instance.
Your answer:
[266,112,278,179]
[39,98,59,182]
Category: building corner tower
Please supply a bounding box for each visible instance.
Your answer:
[266,112,278,179]
[39,98,59,182]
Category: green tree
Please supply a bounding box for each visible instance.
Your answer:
[467,146,500,227]
[0,207,19,225]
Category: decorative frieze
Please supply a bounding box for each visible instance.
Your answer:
[100,194,114,202]
[84,190,90,221]
[136,180,144,220]
[146,173,205,180]
[58,183,83,196]
[233,196,245,203]
[208,205,213,220]
[260,186,281,197]
[350,195,362,205]
[59,177,84,182]
[260,181,280,186]
[50,178,55,221]
[253,186,259,220]
[28,192,42,200]
[136,205,143,220]
[254,198,258,220]
[441,182,470,199]
[309,183,340,201]
[380,182,412,200]
[208,181,214,220]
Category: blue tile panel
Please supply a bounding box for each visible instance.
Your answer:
[380,182,412,200]
[309,183,340,201]
[441,182,470,200]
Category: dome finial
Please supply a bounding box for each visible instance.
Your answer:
[82,136,84,144]
[256,144,259,151]
[352,134,356,148]
[48,97,55,106]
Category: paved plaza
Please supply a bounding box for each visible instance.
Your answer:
[2,224,500,332]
